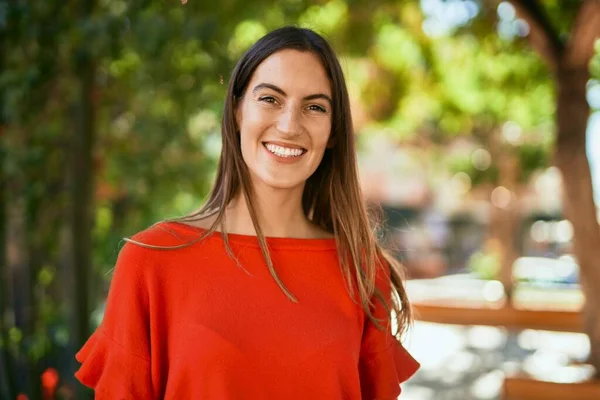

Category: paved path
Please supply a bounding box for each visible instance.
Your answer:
[400,321,592,400]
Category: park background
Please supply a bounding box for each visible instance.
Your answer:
[1,0,600,399]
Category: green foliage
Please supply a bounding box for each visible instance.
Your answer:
[228,21,268,58]
[537,0,580,38]
[298,0,348,35]
[373,24,424,73]
[517,142,551,181]
[468,249,501,280]
[591,39,600,80]
[446,147,500,186]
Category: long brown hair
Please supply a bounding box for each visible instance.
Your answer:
[129,26,411,338]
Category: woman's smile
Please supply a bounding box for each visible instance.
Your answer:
[262,142,307,163]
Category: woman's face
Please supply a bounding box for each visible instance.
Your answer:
[236,49,332,192]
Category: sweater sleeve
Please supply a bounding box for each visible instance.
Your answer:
[359,262,420,400]
[75,241,154,399]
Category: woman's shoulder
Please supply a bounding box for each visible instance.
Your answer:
[111,221,209,279]
[116,221,208,263]
[127,220,195,244]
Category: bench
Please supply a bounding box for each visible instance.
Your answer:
[502,374,600,400]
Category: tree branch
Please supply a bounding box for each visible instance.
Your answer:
[509,0,564,70]
[564,0,600,68]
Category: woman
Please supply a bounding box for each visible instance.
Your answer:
[75,26,419,399]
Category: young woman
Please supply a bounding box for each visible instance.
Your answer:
[75,26,419,399]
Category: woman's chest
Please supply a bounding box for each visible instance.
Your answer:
[167,254,363,360]
[151,252,365,397]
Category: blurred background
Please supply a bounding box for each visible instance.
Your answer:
[1,0,600,399]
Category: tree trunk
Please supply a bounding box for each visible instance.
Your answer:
[70,3,98,398]
[3,132,43,400]
[554,66,600,376]
[495,157,520,300]
[0,20,13,399]
[70,91,95,354]
[4,166,34,396]
[488,131,521,299]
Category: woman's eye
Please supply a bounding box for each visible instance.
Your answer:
[258,96,277,104]
[307,104,327,113]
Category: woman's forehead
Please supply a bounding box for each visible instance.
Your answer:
[248,49,332,97]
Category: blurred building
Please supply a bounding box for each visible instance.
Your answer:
[359,134,599,282]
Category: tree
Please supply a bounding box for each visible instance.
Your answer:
[351,0,600,375]
[504,0,600,375]
[334,0,600,376]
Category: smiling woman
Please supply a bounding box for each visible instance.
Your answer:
[75,26,419,399]
[238,49,333,189]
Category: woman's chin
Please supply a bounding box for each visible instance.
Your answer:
[253,174,306,191]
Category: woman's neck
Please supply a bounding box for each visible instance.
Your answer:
[185,182,333,239]
[225,187,313,238]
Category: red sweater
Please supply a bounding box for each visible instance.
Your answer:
[76,221,419,399]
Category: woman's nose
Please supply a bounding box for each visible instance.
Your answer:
[276,107,301,136]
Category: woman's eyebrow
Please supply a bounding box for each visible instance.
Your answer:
[304,93,332,106]
[253,82,286,96]
[252,82,332,106]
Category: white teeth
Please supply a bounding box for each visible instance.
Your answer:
[265,143,304,158]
